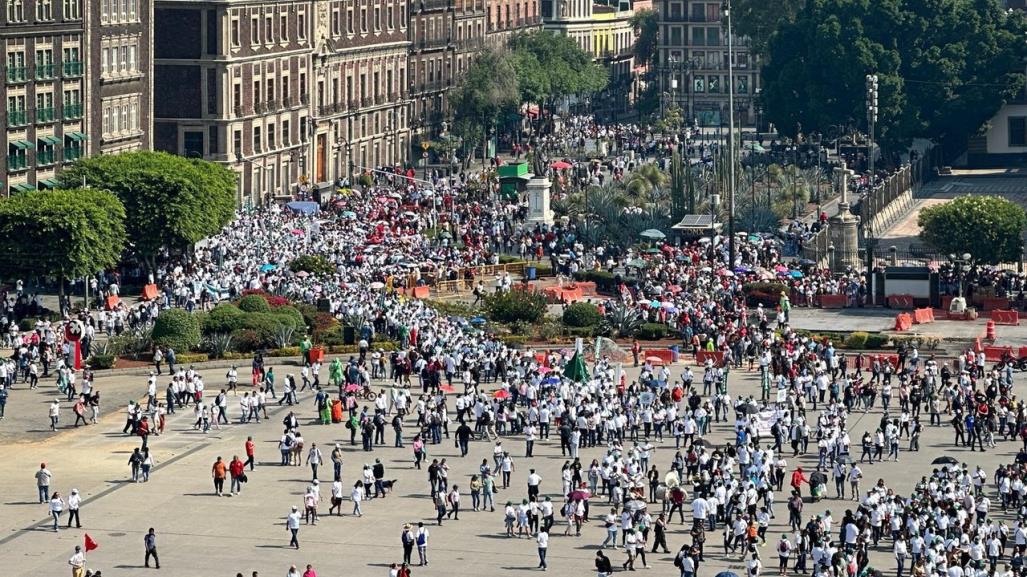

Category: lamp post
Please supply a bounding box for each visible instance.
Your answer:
[948,252,973,299]
[724,0,736,267]
[866,74,878,178]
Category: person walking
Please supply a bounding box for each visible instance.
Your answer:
[49,491,64,531]
[351,481,364,517]
[141,449,155,482]
[401,523,415,565]
[416,522,430,565]
[68,545,86,577]
[144,527,160,569]
[66,489,82,528]
[244,436,256,471]
[36,462,53,503]
[229,455,246,495]
[306,443,323,481]
[49,397,61,430]
[595,550,613,577]
[212,456,227,496]
[286,506,301,549]
[537,527,549,570]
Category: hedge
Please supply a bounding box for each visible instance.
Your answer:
[204,303,245,334]
[152,309,202,352]
[238,294,272,313]
[484,290,548,324]
[845,332,869,349]
[176,353,210,364]
[637,323,669,340]
[89,354,116,369]
[562,302,602,327]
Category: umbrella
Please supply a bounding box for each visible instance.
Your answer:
[537,366,552,374]
[344,384,361,393]
[285,201,320,215]
[295,270,309,279]
[774,264,789,273]
[737,404,759,415]
[790,270,804,278]
[551,160,572,170]
[260,264,277,272]
[437,230,453,239]
[469,316,487,325]
[640,391,655,405]
[717,269,735,277]
[627,258,648,269]
[690,438,712,448]
[542,376,560,385]
[440,384,456,393]
[645,356,665,366]
[369,281,385,290]
[493,389,511,400]
[341,210,357,219]
[568,490,591,501]
[640,229,666,241]
[932,456,959,465]
[290,228,305,236]
[715,572,741,577]
[661,302,676,310]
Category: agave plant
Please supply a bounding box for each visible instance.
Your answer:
[204,332,234,359]
[605,302,643,338]
[272,325,296,349]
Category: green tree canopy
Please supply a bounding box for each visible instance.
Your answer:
[60,151,237,266]
[732,0,804,55]
[0,188,126,294]
[450,48,521,163]
[918,195,1026,265]
[761,0,1027,155]
[509,31,609,102]
[629,9,659,68]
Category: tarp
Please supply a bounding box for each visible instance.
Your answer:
[286,201,320,215]
[141,284,159,300]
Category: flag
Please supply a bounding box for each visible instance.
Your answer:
[84,534,99,552]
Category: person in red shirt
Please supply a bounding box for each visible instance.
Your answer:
[244,436,255,471]
[790,467,808,497]
[229,455,245,495]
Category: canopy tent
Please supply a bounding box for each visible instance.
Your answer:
[285,201,320,215]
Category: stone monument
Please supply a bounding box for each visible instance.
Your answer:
[830,168,860,272]
[526,176,554,225]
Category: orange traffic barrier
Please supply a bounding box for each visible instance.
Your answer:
[819,294,847,309]
[980,297,1010,311]
[411,286,430,299]
[141,284,159,300]
[894,313,913,331]
[913,308,935,324]
[644,349,675,364]
[695,350,725,366]
[986,320,997,341]
[984,346,1014,362]
[991,309,1020,326]
[888,294,915,309]
[309,347,325,363]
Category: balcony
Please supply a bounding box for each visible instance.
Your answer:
[283,96,294,108]
[6,66,28,84]
[35,64,56,80]
[36,106,56,123]
[361,97,372,107]
[6,155,28,171]
[266,99,280,112]
[417,0,449,11]
[64,146,83,162]
[348,99,358,110]
[62,61,83,77]
[36,149,56,166]
[234,105,247,117]
[7,109,28,127]
[300,93,309,105]
[63,102,83,119]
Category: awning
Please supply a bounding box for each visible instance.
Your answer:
[10,140,35,150]
[38,178,59,189]
[10,183,35,193]
[38,135,60,146]
[65,132,88,141]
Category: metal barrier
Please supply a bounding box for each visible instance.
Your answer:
[409,261,531,294]
[800,224,832,268]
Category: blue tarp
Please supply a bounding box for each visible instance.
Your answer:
[286,201,320,215]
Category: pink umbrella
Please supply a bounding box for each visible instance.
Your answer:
[538,366,552,374]
[550,160,572,170]
[494,389,511,400]
[290,229,305,236]
[344,384,361,393]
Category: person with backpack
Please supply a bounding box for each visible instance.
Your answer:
[777,534,792,575]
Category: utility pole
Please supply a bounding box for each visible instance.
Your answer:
[866,74,878,179]
[725,0,736,267]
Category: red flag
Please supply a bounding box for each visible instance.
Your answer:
[84,534,98,552]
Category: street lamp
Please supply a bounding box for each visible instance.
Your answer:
[723,0,736,267]
[948,252,973,298]
[866,74,878,178]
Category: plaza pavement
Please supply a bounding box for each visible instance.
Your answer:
[0,360,1023,577]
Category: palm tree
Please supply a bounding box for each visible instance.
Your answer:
[625,163,668,198]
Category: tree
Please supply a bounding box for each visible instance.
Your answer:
[918,195,1026,265]
[732,0,805,55]
[0,188,126,297]
[761,0,1027,156]
[629,9,658,68]
[60,151,236,269]
[509,31,609,120]
[450,49,520,166]
[625,163,668,198]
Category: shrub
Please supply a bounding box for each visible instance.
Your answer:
[152,309,202,352]
[844,331,869,350]
[274,306,307,332]
[176,353,209,364]
[499,335,529,347]
[483,290,548,324]
[289,254,336,276]
[89,354,116,369]
[567,326,595,338]
[18,318,35,332]
[238,293,272,313]
[230,329,263,352]
[865,334,889,349]
[562,302,602,327]
[203,332,234,359]
[295,303,320,328]
[203,303,245,334]
[270,346,302,357]
[636,322,669,340]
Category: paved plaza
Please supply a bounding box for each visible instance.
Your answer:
[0,358,1021,577]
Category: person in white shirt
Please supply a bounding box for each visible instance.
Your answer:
[286,505,302,549]
[351,481,364,516]
[537,528,550,570]
[66,488,81,528]
[416,521,430,565]
[68,545,86,577]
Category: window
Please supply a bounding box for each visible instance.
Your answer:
[231,16,241,47]
[63,0,80,19]
[298,8,306,40]
[360,7,367,32]
[347,9,354,33]
[233,130,242,156]
[282,120,290,145]
[253,80,261,104]
[280,14,288,41]
[265,15,273,43]
[251,15,259,45]
[387,7,393,29]
[209,126,219,154]
[207,68,218,114]
[267,122,275,149]
[266,78,275,102]
[690,27,705,46]
[102,47,110,75]
[37,0,53,21]
[253,126,262,152]
[374,7,380,30]
[706,26,720,46]
[332,7,340,35]
[1009,117,1027,147]
[233,82,242,110]
[7,0,25,22]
